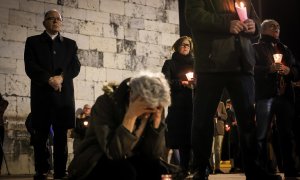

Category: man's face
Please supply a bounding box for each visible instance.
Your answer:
[263,21,280,39]
[43,11,62,35]
[83,105,91,116]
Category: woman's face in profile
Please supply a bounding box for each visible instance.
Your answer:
[178,39,191,56]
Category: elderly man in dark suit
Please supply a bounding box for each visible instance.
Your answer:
[24,9,81,180]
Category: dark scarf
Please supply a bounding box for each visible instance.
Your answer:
[171,52,193,64]
[260,34,280,44]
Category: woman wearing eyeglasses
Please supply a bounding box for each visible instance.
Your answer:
[161,36,194,176]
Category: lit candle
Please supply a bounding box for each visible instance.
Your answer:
[83,121,89,126]
[273,53,283,63]
[185,72,194,81]
[235,2,248,22]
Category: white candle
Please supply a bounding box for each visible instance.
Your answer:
[235,2,248,22]
[273,53,283,63]
[185,72,194,81]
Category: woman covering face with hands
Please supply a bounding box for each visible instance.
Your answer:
[69,71,171,180]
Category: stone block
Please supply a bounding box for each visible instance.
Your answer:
[77,49,103,68]
[0,41,24,59]
[138,30,161,44]
[6,74,30,97]
[128,18,144,29]
[116,39,136,55]
[16,97,31,118]
[62,18,79,34]
[165,0,179,11]
[161,32,179,46]
[110,14,128,27]
[86,11,110,24]
[124,28,138,41]
[103,52,126,69]
[146,0,164,8]
[166,10,179,24]
[78,0,99,11]
[62,6,86,20]
[74,80,95,101]
[136,42,161,58]
[0,58,17,74]
[9,10,36,28]
[103,23,124,39]
[20,0,44,14]
[79,21,102,36]
[16,59,26,76]
[2,24,27,42]
[106,68,124,82]
[125,3,156,20]
[90,36,117,53]
[0,8,9,24]
[77,34,90,50]
[100,0,125,15]
[0,74,5,94]
[74,66,86,81]
[85,66,106,82]
[0,0,19,9]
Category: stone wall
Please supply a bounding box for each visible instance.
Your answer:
[0,0,179,174]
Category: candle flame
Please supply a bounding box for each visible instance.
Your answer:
[240,2,245,8]
[185,72,194,81]
[235,2,245,9]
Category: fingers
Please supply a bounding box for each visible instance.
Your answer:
[230,19,256,34]
[49,75,63,91]
[230,20,245,34]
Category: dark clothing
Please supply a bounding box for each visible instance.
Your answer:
[73,115,90,151]
[162,52,193,148]
[24,31,80,176]
[254,35,300,176]
[185,0,260,75]
[254,35,299,102]
[185,0,262,178]
[74,115,90,140]
[162,52,194,170]
[68,79,167,180]
[24,31,80,129]
[0,95,8,169]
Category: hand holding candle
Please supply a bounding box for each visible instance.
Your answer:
[235,2,248,22]
[185,72,195,89]
[273,53,283,64]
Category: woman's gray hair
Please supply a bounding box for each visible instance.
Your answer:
[129,71,171,108]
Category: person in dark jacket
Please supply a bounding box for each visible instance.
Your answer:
[253,19,300,179]
[73,104,91,151]
[68,71,171,180]
[162,36,194,173]
[24,9,81,180]
[185,1,281,180]
[0,94,8,174]
[210,101,227,174]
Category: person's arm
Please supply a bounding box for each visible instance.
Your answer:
[61,40,81,80]
[90,95,138,160]
[185,0,235,33]
[24,37,52,85]
[161,59,183,90]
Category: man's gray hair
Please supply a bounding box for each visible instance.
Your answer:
[129,71,171,108]
[261,19,278,33]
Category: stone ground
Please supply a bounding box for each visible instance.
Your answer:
[0,161,285,180]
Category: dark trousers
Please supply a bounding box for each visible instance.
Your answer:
[0,126,4,169]
[192,73,259,177]
[86,155,166,180]
[256,97,298,175]
[33,125,67,176]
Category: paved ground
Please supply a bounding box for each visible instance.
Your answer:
[0,174,247,180]
[0,173,287,180]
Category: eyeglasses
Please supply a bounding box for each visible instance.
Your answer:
[180,43,190,48]
[269,23,280,30]
[45,17,62,22]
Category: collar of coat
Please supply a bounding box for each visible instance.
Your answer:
[41,30,64,42]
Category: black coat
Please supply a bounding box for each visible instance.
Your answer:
[253,35,300,102]
[24,31,81,129]
[162,52,194,148]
